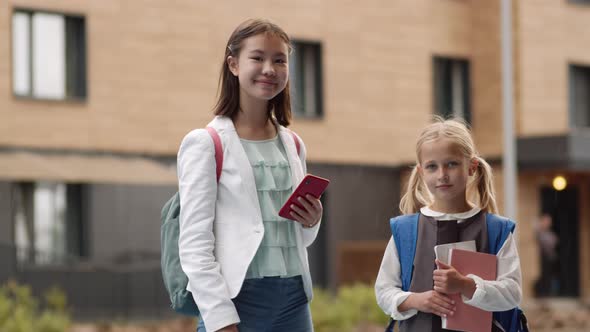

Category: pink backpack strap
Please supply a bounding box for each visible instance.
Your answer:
[205,127,223,183]
[288,130,301,156]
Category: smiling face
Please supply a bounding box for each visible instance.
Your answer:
[418,137,477,211]
[227,33,289,104]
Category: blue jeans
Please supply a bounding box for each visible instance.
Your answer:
[197,275,313,332]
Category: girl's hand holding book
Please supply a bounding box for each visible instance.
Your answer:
[400,290,456,318]
[433,260,476,299]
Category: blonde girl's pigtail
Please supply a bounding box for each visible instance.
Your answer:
[474,156,498,214]
[399,166,429,215]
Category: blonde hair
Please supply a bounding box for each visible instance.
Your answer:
[399,117,498,214]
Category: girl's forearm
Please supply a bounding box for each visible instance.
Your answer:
[397,293,416,312]
[461,276,476,299]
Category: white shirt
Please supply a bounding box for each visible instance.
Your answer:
[374,207,522,320]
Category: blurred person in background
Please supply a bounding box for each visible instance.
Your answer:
[534,213,559,297]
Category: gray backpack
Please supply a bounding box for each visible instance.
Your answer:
[160,127,222,316]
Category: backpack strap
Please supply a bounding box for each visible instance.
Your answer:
[286,129,301,156]
[390,213,420,291]
[206,126,293,182]
[205,127,223,183]
[486,213,516,255]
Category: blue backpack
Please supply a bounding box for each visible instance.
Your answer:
[385,213,529,332]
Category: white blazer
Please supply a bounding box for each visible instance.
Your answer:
[177,116,320,332]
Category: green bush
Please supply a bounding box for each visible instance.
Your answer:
[0,280,70,332]
[311,283,390,332]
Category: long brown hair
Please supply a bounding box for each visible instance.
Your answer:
[399,117,499,214]
[213,19,293,126]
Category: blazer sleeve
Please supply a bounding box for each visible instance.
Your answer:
[177,129,240,332]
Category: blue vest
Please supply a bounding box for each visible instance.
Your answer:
[386,212,528,332]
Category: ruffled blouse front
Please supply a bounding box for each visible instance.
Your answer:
[240,135,302,279]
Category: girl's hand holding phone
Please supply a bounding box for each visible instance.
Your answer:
[289,194,323,228]
[278,174,329,228]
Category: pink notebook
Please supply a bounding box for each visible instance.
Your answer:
[443,249,497,332]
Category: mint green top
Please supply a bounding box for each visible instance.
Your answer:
[240,135,302,279]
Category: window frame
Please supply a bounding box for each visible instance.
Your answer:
[568,0,590,5]
[11,7,87,102]
[569,63,590,129]
[13,181,88,267]
[432,56,472,124]
[289,40,324,120]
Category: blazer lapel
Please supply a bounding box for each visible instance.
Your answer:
[208,117,304,224]
[210,117,263,223]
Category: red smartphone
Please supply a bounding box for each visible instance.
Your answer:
[279,174,330,220]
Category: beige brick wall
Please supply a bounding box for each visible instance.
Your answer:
[0,0,512,166]
[2,1,590,162]
[0,0,223,155]
[517,0,590,136]
[470,0,504,157]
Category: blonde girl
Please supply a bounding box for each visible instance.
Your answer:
[375,117,524,332]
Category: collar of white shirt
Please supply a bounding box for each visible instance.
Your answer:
[420,205,481,223]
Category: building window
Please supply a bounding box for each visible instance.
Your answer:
[570,64,590,128]
[568,0,590,5]
[433,57,471,124]
[289,41,323,118]
[13,182,86,266]
[12,9,87,100]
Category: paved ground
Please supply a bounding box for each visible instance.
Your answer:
[523,298,590,331]
[69,299,590,332]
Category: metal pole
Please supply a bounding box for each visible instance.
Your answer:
[501,0,517,220]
